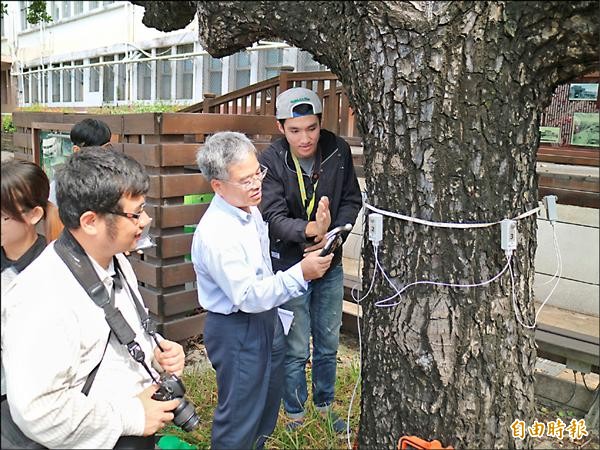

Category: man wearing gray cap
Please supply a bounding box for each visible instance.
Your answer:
[259,87,362,433]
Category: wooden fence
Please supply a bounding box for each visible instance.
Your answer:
[11,110,282,342]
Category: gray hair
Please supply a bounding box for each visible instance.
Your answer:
[196,131,256,181]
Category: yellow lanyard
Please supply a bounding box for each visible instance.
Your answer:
[291,153,318,220]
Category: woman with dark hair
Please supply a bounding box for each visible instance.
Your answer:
[1,159,49,275]
[1,159,49,402]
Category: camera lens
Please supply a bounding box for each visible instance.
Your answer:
[173,398,200,432]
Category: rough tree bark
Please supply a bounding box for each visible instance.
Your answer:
[133,1,599,448]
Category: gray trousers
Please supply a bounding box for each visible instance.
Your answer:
[204,309,286,450]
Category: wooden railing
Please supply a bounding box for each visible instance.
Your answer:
[180,69,362,144]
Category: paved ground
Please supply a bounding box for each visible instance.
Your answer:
[1,150,15,162]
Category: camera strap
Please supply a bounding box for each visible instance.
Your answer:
[54,230,159,383]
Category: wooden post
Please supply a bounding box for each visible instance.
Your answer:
[278,66,295,96]
[202,93,216,113]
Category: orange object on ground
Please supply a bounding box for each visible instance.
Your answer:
[398,435,454,450]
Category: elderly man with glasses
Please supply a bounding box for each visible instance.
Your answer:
[191,131,334,450]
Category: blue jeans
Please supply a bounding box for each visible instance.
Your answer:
[281,264,344,417]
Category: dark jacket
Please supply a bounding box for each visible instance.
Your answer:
[259,128,362,272]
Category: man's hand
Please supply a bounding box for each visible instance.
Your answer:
[314,196,331,237]
[300,250,334,281]
[305,196,331,240]
[154,340,185,376]
[137,385,180,436]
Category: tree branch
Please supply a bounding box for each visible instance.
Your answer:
[130,0,196,32]
[506,1,599,82]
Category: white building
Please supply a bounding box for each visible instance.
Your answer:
[0,0,326,112]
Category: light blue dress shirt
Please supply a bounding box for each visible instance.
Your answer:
[191,194,308,315]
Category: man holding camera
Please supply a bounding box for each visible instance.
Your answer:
[1,147,186,449]
[191,132,334,449]
[259,87,362,432]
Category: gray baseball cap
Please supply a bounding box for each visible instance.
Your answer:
[275,87,323,120]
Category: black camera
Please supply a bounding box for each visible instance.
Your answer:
[152,373,200,432]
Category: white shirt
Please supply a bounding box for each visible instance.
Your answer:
[191,193,307,315]
[1,243,159,449]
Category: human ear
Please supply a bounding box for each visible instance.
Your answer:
[276,121,285,135]
[210,179,224,196]
[27,206,45,226]
[79,211,100,236]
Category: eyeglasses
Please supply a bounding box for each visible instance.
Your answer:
[222,165,268,191]
[108,205,147,223]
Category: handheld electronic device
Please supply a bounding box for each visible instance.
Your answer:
[319,223,353,256]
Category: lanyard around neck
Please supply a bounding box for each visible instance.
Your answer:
[291,153,318,220]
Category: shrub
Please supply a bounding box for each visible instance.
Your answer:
[2,114,15,133]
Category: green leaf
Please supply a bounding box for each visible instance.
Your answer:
[26,0,52,25]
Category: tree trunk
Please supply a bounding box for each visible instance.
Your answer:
[135,1,599,448]
[354,4,540,447]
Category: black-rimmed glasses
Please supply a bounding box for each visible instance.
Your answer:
[108,206,146,222]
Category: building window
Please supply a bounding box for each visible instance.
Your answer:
[74,60,83,101]
[23,72,30,104]
[89,57,100,92]
[234,51,251,89]
[298,50,327,72]
[206,56,222,95]
[116,54,127,101]
[42,66,48,103]
[103,0,115,5]
[156,47,172,100]
[265,48,283,79]
[103,57,115,102]
[62,1,71,19]
[31,72,39,103]
[89,1,100,10]
[20,1,30,31]
[51,66,60,102]
[49,1,60,21]
[63,63,73,102]
[74,2,84,15]
[176,44,194,100]
[137,61,151,100]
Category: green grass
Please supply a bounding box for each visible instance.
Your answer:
[16,101,189,115]
[163,335,361,449]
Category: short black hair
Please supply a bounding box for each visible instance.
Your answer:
[1,160,49,223]
[70,118,111,148]
[56,146,149,229]
[278,103,322,127]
